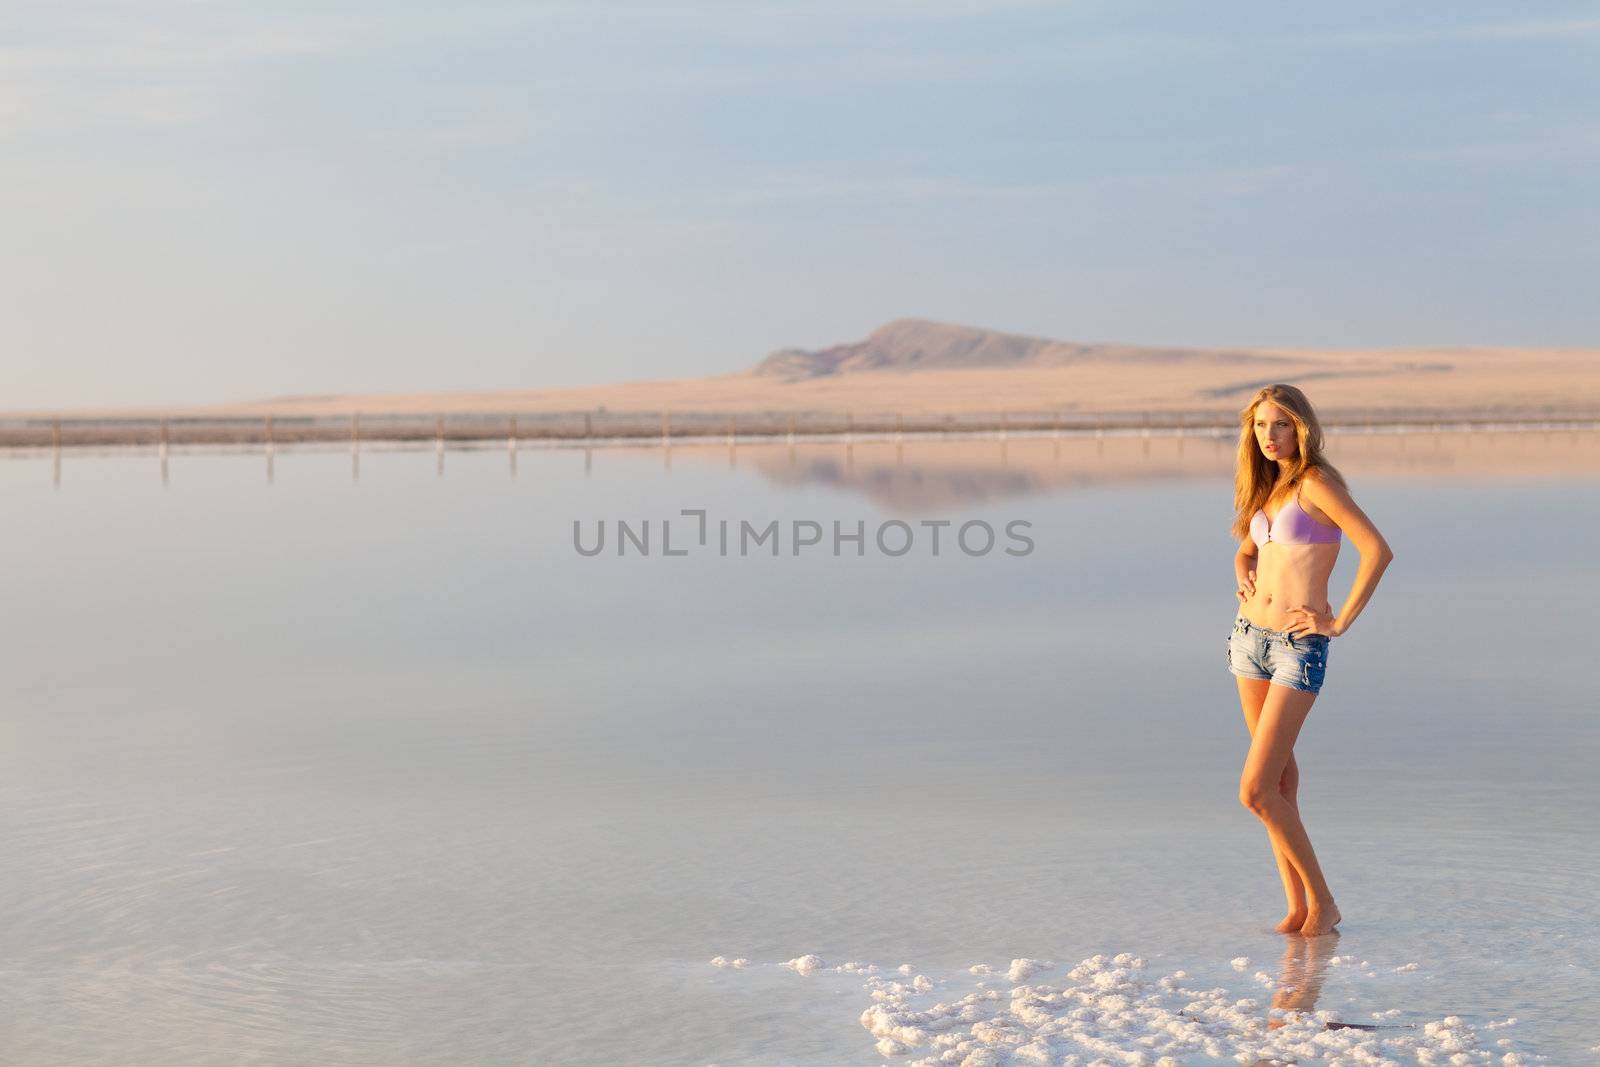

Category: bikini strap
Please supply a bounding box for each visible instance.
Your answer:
[1296,469,1323,519]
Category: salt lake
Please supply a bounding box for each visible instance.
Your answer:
[1,429,1595,1064]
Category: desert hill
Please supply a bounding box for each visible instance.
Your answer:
[752,318,1284,379]
[209,319,1593,420]
[9,320,1600,431]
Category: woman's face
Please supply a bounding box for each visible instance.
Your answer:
[1253,402,1298,461]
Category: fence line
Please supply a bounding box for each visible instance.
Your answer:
[2,408,1598,450]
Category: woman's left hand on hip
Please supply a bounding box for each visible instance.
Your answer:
[1286,605,1337,637]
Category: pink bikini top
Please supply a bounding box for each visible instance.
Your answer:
[1251,486,1341,548]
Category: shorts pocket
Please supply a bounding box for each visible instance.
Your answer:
[1300,643,1328,690]
[1226,630,1244,672]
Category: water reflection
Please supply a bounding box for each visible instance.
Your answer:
[1243,933,1404,1066]
[745,435,1232,510]
[1266,933,1340,1032]
[23,426,1600,507]
[669,429,1600,510]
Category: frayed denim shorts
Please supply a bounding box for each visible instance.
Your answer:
[1227,614,1331,694]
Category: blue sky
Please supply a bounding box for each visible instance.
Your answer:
[5,1,1598,408]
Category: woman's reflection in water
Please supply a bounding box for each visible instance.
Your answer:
[1266,932,1340,1031]
[1249,932,1387,1066]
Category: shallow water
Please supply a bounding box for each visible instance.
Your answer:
[1,434,1595,1064]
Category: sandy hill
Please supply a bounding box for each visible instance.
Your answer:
[17,319,1600,422]
[752,318,1283,379]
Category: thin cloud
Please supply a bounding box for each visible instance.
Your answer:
[1397,121,1600,166]
[1,26,334,74]
[1282,18,1600,49]
[477,0,1071,19]
[0,9,343,135]
[725,163,1305,207]
[1457,18,1600,40]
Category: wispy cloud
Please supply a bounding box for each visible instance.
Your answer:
[724,162,1305,208]
[1282,17,1600,49]
[0,8,342,135]
[1457,18,1600,41]
[1396,121,1600,167]
[1,25,333,74]
[471,0,1071,19]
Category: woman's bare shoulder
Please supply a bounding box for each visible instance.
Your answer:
[1301,465,1347,496]
[1299,466,1356,519]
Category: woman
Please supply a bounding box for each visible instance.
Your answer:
[1227,384,1394,937]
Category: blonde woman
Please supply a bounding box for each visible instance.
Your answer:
[1227,385,1394,936]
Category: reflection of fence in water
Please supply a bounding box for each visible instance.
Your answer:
[14,413,1600,496]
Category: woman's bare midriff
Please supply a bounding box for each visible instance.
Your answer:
[1242,540,1340,631]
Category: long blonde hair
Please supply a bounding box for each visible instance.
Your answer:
[1231,384,1348,542]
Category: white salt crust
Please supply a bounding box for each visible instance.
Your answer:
[712,950,1541,1065]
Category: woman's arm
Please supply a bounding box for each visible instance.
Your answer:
[1235,537,1258,602]
[1298,469,1395,637]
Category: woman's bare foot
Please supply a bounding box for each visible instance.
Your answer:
[1274,909,1308,934]
[1299,904,1341,936]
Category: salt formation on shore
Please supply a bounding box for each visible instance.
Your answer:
[711,950,1537,1064]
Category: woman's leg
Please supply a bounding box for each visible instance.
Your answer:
[1276,751,1305,925]
[1238,684,1341,935]
[1236,677,1308,931]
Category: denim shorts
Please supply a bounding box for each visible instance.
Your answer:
[1226,614,1331,694]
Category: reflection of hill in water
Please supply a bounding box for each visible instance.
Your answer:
[715,429,1600,510]
[761,455,1042,509]
[753,446,1206,510]
[745,436,1232,511]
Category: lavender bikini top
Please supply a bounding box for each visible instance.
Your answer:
[1251,486,1341,548]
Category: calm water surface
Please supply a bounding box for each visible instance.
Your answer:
[1,436,1595,1064]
